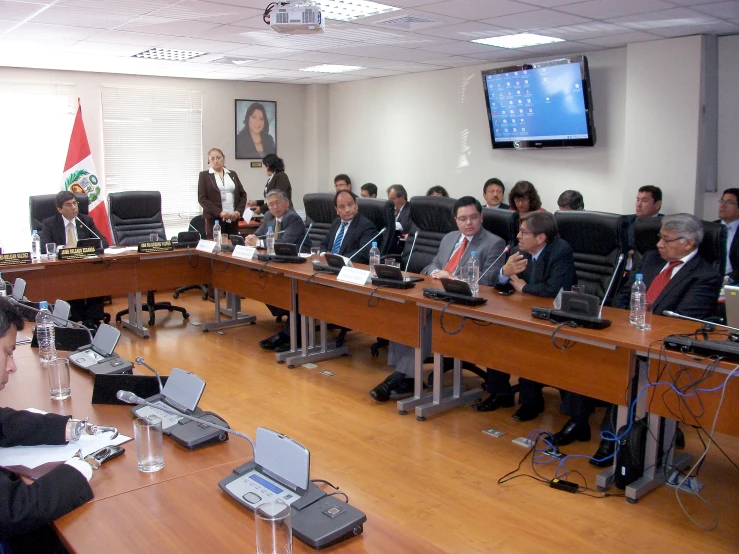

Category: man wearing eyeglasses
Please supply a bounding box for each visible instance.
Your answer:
[716,188,739,284]
[39,191,109,328]
[370,196,506,402]
[557,214,721,461]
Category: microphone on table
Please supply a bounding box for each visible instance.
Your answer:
[473,245,511,286]
[8,295,94,344]
[189,221,200,234]
[663,311,739,334]
[347,228,386,261]
[116,390,255,451]
[75,217,102,240]
[297,223,312,254]
[598,253,624,318]
[403,231,418,280]
[135,357,164,393]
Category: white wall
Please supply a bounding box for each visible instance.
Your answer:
[0,67,308,210]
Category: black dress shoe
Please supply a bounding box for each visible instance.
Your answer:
[553,419,591,446]
[369,372,406,403]
[273,338,292,353]
[589,439,616,467]
[512,400,545,422]
[389,378,415,399]
[471,394,515,412]
[259,333,284,351]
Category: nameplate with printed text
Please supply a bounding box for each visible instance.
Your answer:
[0,252,32,266]
[232,245,256,260]
[58,247,98,260]
[196,240,218,253]
[138,240,174,253]
[337,266,372,286]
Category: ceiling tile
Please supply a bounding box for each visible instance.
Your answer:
[648,19,739,36]
[65,41,153,56]
[413,20,512,40]
[415,0,538,20]
[539,22,632,40]
[516,40,604,54]
[283,50,368,64]
[556,0,676,19]
[249,58,318,70]
[31,6,135,28]
[149,0,262,24]
[579,30,662,47]
[421,55,482,67]
[6,21,101,40]
[155,37,247,53]
[423,40,502,55]
[607,7,718,30]
[219,44,303,58]
[516,0,592,6]
[90,30,171,46]
[692,1,739,19]
[118,16,222,36]
[480,9,592,30]
[0,0,52,22]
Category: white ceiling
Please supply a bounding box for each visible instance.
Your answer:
[1,0,737,84]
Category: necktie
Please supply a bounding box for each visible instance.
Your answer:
[66,221,77,248]
[274,219,281,237]
[645,260,683,303]
[443,237,468,274]
[332,222,347,254]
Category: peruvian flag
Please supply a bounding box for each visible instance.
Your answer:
[62,101,112,243]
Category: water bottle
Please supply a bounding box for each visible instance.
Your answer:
[31,229,41,261]
[0,272,5,297]
[266,226,275,256]
[467,251,480,296]
[36,301,57,363]
[630,273,646,326]
[369,242,380,277]
[212,220,222,252]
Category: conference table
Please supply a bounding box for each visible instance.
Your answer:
[7,349,443,553]
[2,250,737,507]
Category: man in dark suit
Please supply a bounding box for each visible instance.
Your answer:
[625,185,663,268]
[473,211,576,421]
[387,184,411,255]
[249,190,309,352]
[320,190,377,264]
[39,191,110,328]
[556,214,722,460]
[370,196,507,402]
[0,298,96,553]
[483,178,509,210]
[716,187,739,283]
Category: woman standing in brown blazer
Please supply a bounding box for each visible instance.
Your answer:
[197,148,247,239]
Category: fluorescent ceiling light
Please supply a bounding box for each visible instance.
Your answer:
[472,33,564,49]
[299,64,364,73]
[133,48,206,62]
[314,1,400,22]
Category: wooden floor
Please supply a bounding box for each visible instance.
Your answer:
[106,292,739,553]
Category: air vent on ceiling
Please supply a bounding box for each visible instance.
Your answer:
[132,48,206,62]
[375,15,440,30]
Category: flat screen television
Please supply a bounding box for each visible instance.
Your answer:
[481,56,596,149]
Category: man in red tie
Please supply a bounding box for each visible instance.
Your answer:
[555,214,722,459]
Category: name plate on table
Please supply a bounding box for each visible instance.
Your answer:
[337,266,371,286]
[0,252,32,265]
[232,245,256,260]
[58,247,97,260]
[138,240,174,253]
[196,239,218,253]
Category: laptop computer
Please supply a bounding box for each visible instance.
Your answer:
[68,324,121,370]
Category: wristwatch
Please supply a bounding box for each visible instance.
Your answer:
[67,417,119,442]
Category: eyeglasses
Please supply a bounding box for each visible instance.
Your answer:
[657,234,685,243]
[455,214,480,224]
[718,199,738,207]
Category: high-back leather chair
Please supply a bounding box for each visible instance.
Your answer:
[482,207,517,247]
[29,193,89,233]
[108,191,189,325]
[304,193,338,248]
[173,215,209,301]
[401,196,456,273]
[555,210,627,304]
[357,198,395,257]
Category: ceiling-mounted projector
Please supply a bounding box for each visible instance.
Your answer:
[268,2,325,35]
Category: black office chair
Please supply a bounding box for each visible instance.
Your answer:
[398,195,457,272]
[357,198,395,256]
[29,193,90,233]
[304,193,337,248]
[482,207,518,247]
[555,211,628,304]
[173,215,209,300]
[108,191,189,326]
[697,221,727,277]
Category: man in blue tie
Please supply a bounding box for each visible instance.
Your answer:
[320,191,377,264]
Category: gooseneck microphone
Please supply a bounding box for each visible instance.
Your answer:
[347,228,386,261]
[599,253,625,317]
[663,311,739,333]
[74,217,101,240]
[135,357,164,393]
[474,245,511,286]
[403,231,418,280]
[8,296,94,344]
[116,390,255,451]
[297,223,313,254]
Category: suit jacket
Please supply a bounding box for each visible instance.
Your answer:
[236,130,275,159]
[424,228,506,287]
[39,213,109,250]
[0,408,93,539]
[613,250,721,318]
[256,209,308,253]
[497,237,576,298]
[197,169,247,223]
[320,212,377,264]
[395,202,412,233]
[715,219,739,282]
[258,171,292,210]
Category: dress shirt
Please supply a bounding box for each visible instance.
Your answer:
[210,167,236,213]
[394,203,407,231]
[722,219,738,274]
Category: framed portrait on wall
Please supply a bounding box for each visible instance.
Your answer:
[235,99,277,159]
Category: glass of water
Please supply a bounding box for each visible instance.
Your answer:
[255,500,292,554]
[134,416,164,472]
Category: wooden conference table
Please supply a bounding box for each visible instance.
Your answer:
[7,350,442,554]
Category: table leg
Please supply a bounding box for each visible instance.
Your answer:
[120,292,149,338]
[203,290,255,331]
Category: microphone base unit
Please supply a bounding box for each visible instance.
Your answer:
[422,288,487,306]
[664,334,739,363]
[256,254,307,264]
[531,307,612,330]
[371,277,418,289]
[219,460,366,550]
